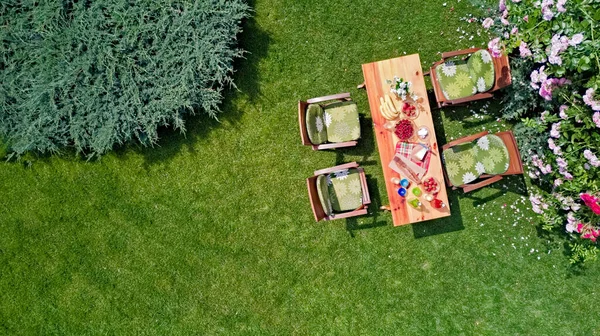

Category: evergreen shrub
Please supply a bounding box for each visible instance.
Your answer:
[0,0,250,156]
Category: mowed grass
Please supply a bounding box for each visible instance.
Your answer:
[1,0,600,334]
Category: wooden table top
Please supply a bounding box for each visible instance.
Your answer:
[361,54,451,226]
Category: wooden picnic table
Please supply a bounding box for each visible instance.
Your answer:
[361,54,451,226]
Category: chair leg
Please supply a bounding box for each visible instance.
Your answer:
[357,82,366,90]
[423,71,430,76]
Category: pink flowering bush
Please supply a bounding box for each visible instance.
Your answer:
[482,0,600,263]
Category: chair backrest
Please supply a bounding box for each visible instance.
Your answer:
[306,175,328,221]
[298,100,313,146]
[494,131,523,175]
[490,53,512,92]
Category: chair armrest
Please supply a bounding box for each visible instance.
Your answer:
[306,92,351,104]
[442,48,481,59]
[314,162,359,176]
[446,92,493,105]
[462,175,503,193]
[429,65,445,107]
[357,168,371,205]
[314,141,357,150]
[442,131,490,151]
[330,208,368,220]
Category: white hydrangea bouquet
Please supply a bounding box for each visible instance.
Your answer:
[390,76,418,101]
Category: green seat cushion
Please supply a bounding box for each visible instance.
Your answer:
[473,134,509,175]
[323,101,361,143]
[468,50,495,93]
[443,134,510,187]
[305,104,327,145]
[443,142,479,187]
[435,60,476,100]
[325,168,363,213]
[316,175,333,216]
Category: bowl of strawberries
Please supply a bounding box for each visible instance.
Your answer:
[401,101,419,119]
[394,119,415,141]
[422,176,440,194]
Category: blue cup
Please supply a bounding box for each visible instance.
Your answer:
[400,178,410,188]
[397,187,407,197]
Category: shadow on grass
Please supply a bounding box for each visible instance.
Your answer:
[412,189,464,239]
[326,115,386,236]
[411,102,464,238]
[113,3,271,167]
[336,116,377,165]
[344,175,387,237]
[459,175,529,209]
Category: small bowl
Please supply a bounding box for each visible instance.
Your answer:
[416,125,430,141]
[422,176,441,194]
[394,119,416,141]
[401,101,420,120]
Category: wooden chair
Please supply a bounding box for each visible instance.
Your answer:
[428,48,512,108]
[298,93,360,150]
[442,131,523,193]
[306,162,371,222]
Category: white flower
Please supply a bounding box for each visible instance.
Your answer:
[472,86,477,94]
[462,172,477,184]
[477,77,486,92]
[323,111,332,127]
[566,222,576,233]
[441,61,457,76]
[326,175,333,185]
[477,136,490,150]
[475,162,486,174]
[480,51,492,63]
[334,169,349,180]
[315,116,324,132]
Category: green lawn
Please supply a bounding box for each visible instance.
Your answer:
[1,0,599,334]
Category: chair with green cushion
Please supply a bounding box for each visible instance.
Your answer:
[306,162,371,221]
[428,48,512,108]
[298,93,361,150]
[441,131,524,193]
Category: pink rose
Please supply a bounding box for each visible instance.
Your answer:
[593,112,600,128]
[570,33,584,46]
[559,105,568,119]
[488,38,503,57]
[482,18,494,29]
[519,41,532,57]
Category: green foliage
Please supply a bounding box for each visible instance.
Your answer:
[500,58,544,120]
[484,0,600,263]
[512,121,546,164]
[0,0,250,157]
